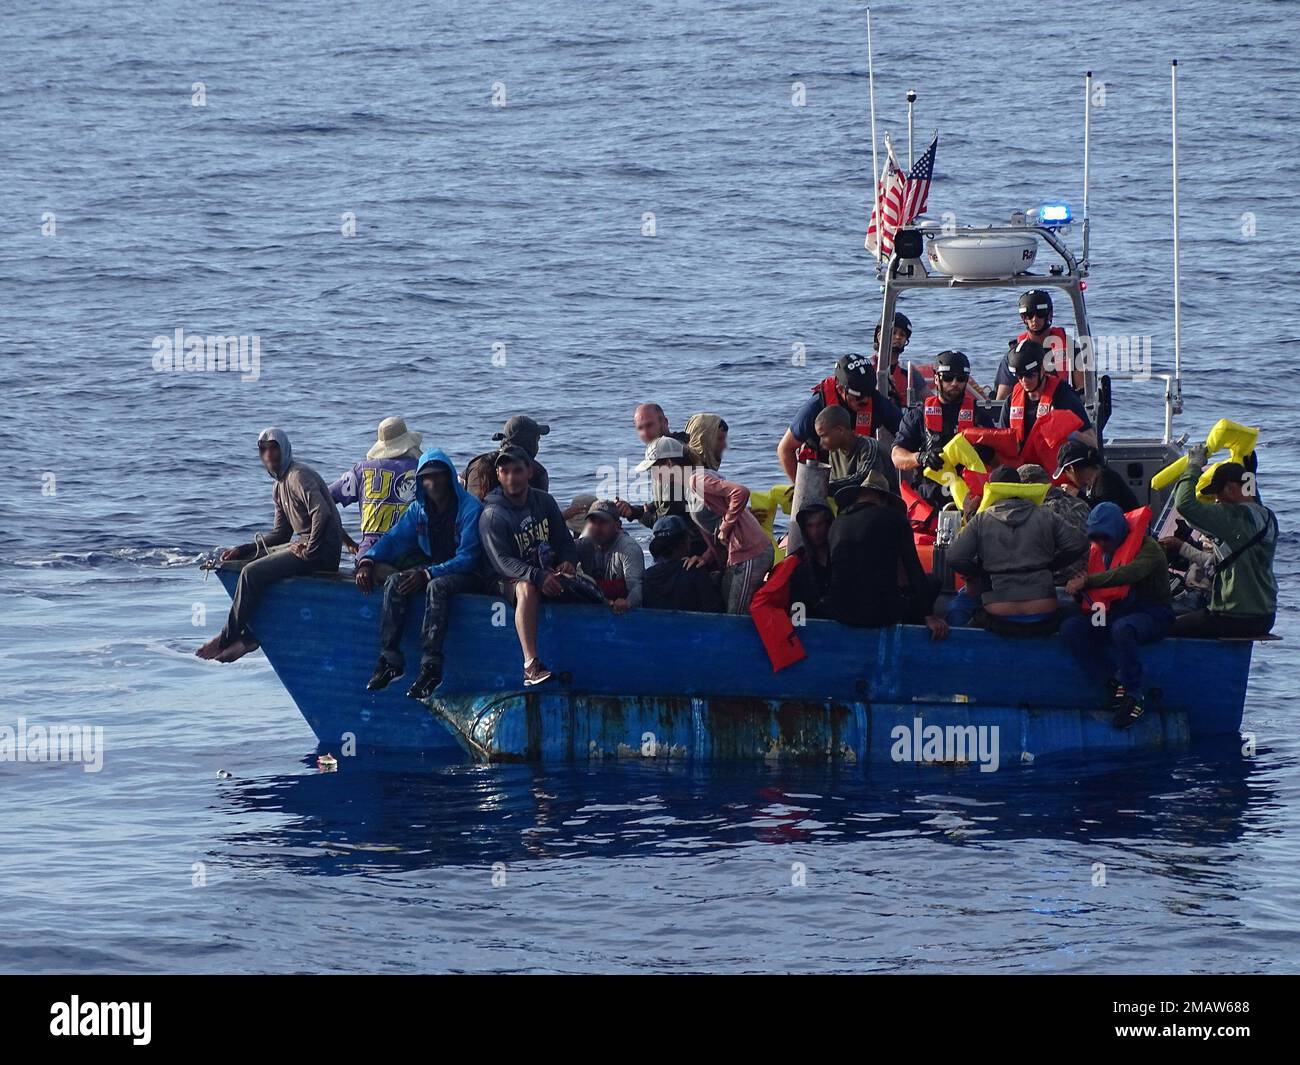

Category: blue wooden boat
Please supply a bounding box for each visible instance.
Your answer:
[214,567,1254,766]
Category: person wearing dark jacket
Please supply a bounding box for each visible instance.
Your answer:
[198,428,344,664]
[787,503,834,620]
[1055,439,1139,512]
[355,448,484,699]
[477,446,582,686]
[827,473,948,639]
[642,515,723,612]
[1060,502,1174,728]
[463,415,552,501]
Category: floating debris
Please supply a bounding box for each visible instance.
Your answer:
[317,753,338,771]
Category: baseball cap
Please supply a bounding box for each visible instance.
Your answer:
[585,499,622,523]
[493,444,532,469]
[634,435,686,472]
[650,514,690,542]
[1054,439,1099,478]
[1203,461,1246,496]
[492,415,550,446]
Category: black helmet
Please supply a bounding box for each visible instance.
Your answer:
[834,352,877,398]
[1018,290,1053,320]
[1007,338,1047,377]
[874,311,913,344]
[933,350,971,377]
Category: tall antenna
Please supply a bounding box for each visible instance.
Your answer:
[867,7,882,265]
[1082,71,1092,271]
[1170,59,1184,421]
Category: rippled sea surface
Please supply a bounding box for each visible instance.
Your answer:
[2,0,1298,973]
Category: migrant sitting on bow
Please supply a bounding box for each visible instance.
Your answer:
[197,428,344,664]
[478,445,587,687]
[1060,502,1172,728]
[463,415,551,501]
[355,448,484,699]
[329,416,422,557]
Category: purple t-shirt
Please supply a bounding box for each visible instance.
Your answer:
[329,457,418,554]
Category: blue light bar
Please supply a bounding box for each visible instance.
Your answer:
[1035,202,1073,225]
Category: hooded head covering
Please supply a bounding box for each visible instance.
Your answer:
[258,427,293,480]
[492,415,549,459]
[685,413,726,471]
[1086,501,1129,556]
[795,502,833,533]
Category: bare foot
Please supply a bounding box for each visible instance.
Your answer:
[215,637,258,663]
[195,634,225,660]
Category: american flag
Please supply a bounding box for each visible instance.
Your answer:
[866,132,937,258]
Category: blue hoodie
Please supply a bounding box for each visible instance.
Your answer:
[1086,501,1129,561]
[361,448,483,577]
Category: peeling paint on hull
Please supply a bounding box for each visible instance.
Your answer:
[217,570,1252,763]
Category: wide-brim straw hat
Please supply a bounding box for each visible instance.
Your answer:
[366,416,423,460]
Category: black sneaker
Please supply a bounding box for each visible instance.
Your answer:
[523,659,553,687]
[406,663,444,700]
[1104,679,1127,714]
[366,658,402,692]
[1112,694,1145,730]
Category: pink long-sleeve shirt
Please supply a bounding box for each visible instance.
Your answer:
[688,470,771,569]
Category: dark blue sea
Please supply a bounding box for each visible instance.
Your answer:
[2,0,1297,973]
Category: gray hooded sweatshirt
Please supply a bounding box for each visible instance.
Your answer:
[258,427,345,565]
[947,495,1088,605]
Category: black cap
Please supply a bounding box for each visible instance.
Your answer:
[493,445,532,469]
[1053,439,1100,478]
[585,499,621,523]
[1203,462,1246,496]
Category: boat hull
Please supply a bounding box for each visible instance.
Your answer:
[217,568,1252,764]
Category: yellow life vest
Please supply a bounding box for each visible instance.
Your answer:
[976,481,1049,514]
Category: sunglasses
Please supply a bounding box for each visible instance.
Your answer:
[1015,366,1042,379]
[937,372,969,383]
[1021,310,1049,320]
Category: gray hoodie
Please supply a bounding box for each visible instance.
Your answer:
[948,496,1087,605]
[257,427,345,564]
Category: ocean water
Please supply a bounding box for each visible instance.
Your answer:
[1,0,1298,973]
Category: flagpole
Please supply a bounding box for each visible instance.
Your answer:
[907,89,916,168]
[867,7,882,265]
[1082,71,1092,272]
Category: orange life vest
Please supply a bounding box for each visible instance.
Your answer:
[749,556,807,672]
[1083,506,1152,607]
[814,376,875,438]
[1017,326,1070,380]
[1008,372,1060,447]
[923,393,976,440]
